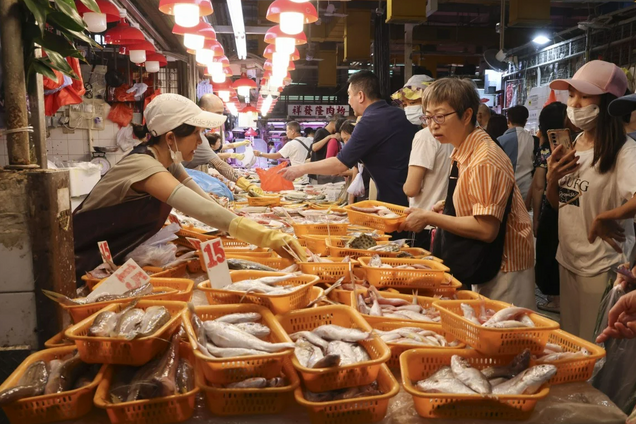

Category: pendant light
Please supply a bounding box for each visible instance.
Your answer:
[263,44,300,61]
[233,72,257,100]
[266,0,317,35]
[145,52,167,73]
[188,39,224,65]
[122,40,155,63]
[104,20,145,45]
[75,0,120,32]
[172,21,216,51]
[264,26,307,56]
[158,0,214,28]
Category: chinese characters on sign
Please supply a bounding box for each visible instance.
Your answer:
[288,105,350,118]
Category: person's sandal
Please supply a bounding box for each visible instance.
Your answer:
[537,299,560,313]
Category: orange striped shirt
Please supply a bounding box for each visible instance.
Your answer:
[450,128,534,272]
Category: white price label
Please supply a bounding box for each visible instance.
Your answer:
[200,238,232,289]
[87,258,150,301]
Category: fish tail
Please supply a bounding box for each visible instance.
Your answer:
[41,289,74,305]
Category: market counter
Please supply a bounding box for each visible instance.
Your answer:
[55,381,626,424]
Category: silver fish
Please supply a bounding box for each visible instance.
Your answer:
[227,378,268,389]
[294,339,317,367]
[227,258,277,272]
[176,359,194,394]
[492,365,557,395]
[483,307,534,327]
[88,311,118,337]
[327,341,358,366]
[489,377,509,386]
[204,321,294,353]
[486,320,532,329]
[536,349,590,363]
[312,354,341,368]
[290,331,330,351]
[461,303,481,325]
[312,325,370,342]
[450,355,491,394]
[482,349,531,379]
[214,312,262,324]
[138,306,171,338]
[205,343,267,358]
[351,344,371,363]
[369,254,383,267]
[267,377,287,387]
[127,333,180,401]
[235,322,271,339]
[113,308,145,339]
[416,372,476,395]
[519,315,536,327]
[0,361,48,405]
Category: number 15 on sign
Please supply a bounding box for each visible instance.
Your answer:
[201,238,232,289]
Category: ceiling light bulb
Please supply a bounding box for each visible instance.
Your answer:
[275,37,296,55]
[532,35,550,45]
[212,72,226,84]
[272,51,290,68]
[83,12,107,33]
[174,3,200,28]
[196,48,214,65]
[130,49,146,63]
[183,33,205,50]
[145,61,160,72]
[238,86,251,98]
[280,12,304,35]
[219,91,230,102]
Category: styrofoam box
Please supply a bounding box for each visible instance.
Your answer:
[68,166,101,197]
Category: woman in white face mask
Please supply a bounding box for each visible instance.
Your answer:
[546,60,636,342]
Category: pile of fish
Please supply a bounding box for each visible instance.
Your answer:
[304,381,383,402]
[222,273,305,295]
[357,286,440,323]
[375,327,459,348]
[88,302,171,340]
[0,351,99,405]
[415,351,557,395]
[170,211,217,233]
[367,254,433,269]
[292,324,372,369]
[305,252,352,264]
[190,309,294,358]
[227,257,299,273]
[224,376,288,389]
[42,283,164,306]
[349,205,402,219]
[534,343,591,364]
[460,304,536,329]
[109,333,194,403]
[87,262,117,280]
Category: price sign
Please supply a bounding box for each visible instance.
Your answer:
[98,240,117,270]
[201,238,232,289]
[86,258,150,302]
[186,237,202,250]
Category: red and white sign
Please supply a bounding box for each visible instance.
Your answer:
[87,258,150,301]
[201,238,232,289]
[288,104,349,118]
[187,237,202,250]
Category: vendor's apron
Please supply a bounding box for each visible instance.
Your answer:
[72,147,172,283]
[432,161,513,287]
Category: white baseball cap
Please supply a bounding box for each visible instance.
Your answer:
[144,93,227,137]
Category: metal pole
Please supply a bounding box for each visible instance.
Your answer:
[404,24,414,83]
[0,0,36,168]
[500,0,505,51]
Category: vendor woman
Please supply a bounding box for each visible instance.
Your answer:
[400,78,535,308]
[73,93,305,281]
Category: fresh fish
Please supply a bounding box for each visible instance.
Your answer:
[306,276,344,308]
[0,361,48,405]
[45,352,89,394]
[204,321,294,353]
[267,377,287,387]
[43,360,62,395]
[416,376,476,395]
[214,312,262,324]
[429,366,454,380]
[250,273,300,285]
[519,315,536,327]
[90,283,154,303]
[205,344,267,358]
[188,304,209,357]
[351,344,371,363]
[461,303,481,325]
[304,382,383,402]
[176,359,194,394]
[108,366,138,404]
[390,310,435,322]
[227,377,268,389]
[489,377,509,386]
[450,356,491,394]
[226,281,285,294]
[327,341,358,366]
[492,365,557,395]
[544,343,563,353]
[312,354,341,368]
[369,297,383,316]
[235,322,271,339]
[112,308,145,340]
[482,349,531,379]
[483,307,534,327]
[536,349,590,363]
[227,258,277,272]
[138,306,171,338]
[369,254,383,267]
[88,311,118,337]
[486,320,532,329]
[290,331,330,351]
[294,339,315,367]
[72,364,100,389]
[312,325,370,342]
[126,333,180,401]
[357,295,371,315]
[345,234,377,250]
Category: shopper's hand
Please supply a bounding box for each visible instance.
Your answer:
[278,164,305,181]
[432,200,445,214]
[596,290,636,342]
[247,185,265,197]
[588,216,625,253]
[547,145,580,183]
[533,218,540,238]
[399,208,431,233]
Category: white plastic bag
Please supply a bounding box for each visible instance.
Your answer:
[117,125,137,152]
[347,164,365,197]
[124,223,181,267]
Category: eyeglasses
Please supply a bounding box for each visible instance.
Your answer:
[420,111,458,126]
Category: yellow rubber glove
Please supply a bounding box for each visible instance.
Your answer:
[228,217,307,261]
[233,140,251,147]
[229,153,245,160]
[236,177,265,197]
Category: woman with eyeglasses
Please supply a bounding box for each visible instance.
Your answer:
[399,78,535,309]
[546,60,636,342]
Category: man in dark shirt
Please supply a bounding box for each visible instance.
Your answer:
[309,117,339,183]
[280,71,416,206]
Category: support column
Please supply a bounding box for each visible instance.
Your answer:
[30,49,48,169]
[373,8,391,100]
[404,24,414,83]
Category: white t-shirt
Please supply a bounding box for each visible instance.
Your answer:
[278,137,312,167]
[556,137,636,276]
[408,128,454,211]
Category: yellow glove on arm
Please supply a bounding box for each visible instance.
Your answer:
[235,177,265,196]
[228,217,307,261]
[229,153,245,160]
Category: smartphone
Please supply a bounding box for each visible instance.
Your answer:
[547,129,572,151]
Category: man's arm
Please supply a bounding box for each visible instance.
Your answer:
[312,134,338,152]
[403,166,426,198]
[257,151,284,160]
[280,157,348,180]
[210,156,240,182]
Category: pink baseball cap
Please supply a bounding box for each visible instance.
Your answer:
[550,60,627,98]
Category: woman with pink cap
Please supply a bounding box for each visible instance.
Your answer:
[547,60,636,342]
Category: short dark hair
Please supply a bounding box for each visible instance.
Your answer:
[205,133,222,149]
[334,117,348,133]
[340,120,355,135]
[348,70,382,101]
[286,121,301,134]
[538,102,567,136]
[507,105,529,126]
[486,115,509,140]
[305,127,315,136]
[135,123,198,146]
[423,78,480,126]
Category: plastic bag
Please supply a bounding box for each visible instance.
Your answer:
[185,169,234,200]
[255,162,294,192]
[124,223,181,267]
[116,125,137,152]
[592,280,636,413]
[347,164,365,196]
[107,103,133,128]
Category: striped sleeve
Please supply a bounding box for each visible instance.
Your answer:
[467,163,514,221]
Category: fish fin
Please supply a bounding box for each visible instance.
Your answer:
[41,289,75,305]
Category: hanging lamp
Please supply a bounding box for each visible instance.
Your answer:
[158,0,213,28]
[172,21,216,50]
[121,40,155,63]
[75,0,120,32]
[264,26,307,56]
[233,72,258,99]
[104,20,145,44]
[266,0,317,35]
[263,44,300,61]
[144,52,168,72]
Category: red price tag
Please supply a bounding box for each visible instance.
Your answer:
[186,237,202,250]
[98,240,112,262]
[200,238,232,289]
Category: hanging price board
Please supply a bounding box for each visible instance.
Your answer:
[86,258,150,301]
[201,238,232,289]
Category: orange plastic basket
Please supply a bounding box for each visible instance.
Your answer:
[248,196,282,206]
[391,272,463,297]
[293,222,349,237]
[295,364,399,424]
[65,300,186,366]
[307,286,325,308]
[343,201,407,232]
[348,288,440,326]
[198,359,300,416]
[0,346,106,424]
[184,304,294,384]
[226,254,295,270]
[43,329,74,348]
[370,321,465,369]
[434,299,560,355]
[531,330,606,385]
[400,348,550,420]
[358,257,450,290]
[81,264,187,291]
[176,225,218,242]
[326,237,428,259]
[277,305,391,392]
[198,271,319,315]
[93,342,199,424]
[92,277,194,302]
[298,258,358,283]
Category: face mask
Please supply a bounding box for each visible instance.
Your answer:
[567,104,600,131]
[168,138,184,165]
[404,105,422,125]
